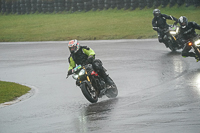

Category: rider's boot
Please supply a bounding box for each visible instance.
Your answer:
[195,55,200,62]
[104,75,113,86]
[76,81,80,86]
[163,40,169,48]
[100,71,113,86]
[189,52,200,62]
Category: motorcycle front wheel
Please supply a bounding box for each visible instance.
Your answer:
[80,82,98,103]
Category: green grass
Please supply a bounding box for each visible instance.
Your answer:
[0,81,31,104]
[0,5,200,42]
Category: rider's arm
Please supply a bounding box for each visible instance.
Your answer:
[192,22,200,30]
[163,14,178,23]
[82,47,95,58]
[68,56,76,75]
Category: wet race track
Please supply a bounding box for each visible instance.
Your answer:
[0,39,200,133]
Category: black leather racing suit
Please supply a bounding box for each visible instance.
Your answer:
[178,22,200,58]
[152,14,178,46]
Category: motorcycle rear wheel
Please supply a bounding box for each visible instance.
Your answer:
[105,77,118,98]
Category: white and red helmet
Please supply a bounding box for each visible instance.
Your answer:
[68,39,80,53]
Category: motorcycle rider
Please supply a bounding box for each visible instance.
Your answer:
[67,39,113,86]
[152,9,178,48]
[178,16,200,62]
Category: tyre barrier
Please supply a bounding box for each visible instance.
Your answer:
[139,0,146,9]
[98,0,104,10]
[84,1,92,12]
[131,0,138,10]
[65,0,71,11]
[92,0,97,11]
[1,0,200,14]
[124,0,131,10]
[169,0,176,7]
[161,0,169,8]
[147,0,154,8]
[116,0,123,10]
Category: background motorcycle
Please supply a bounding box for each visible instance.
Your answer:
[67,64,118,103]
[187,35,200,60]
[163,24,183,51]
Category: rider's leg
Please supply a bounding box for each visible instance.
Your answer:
[92,59,113,86]
[182,45,196,58]
[158,32,169,48]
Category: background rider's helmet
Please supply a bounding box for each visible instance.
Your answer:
[68,39,80,53]
[178,16,188,28]
[153,9,161,17]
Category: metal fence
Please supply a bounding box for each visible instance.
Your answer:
[1,0,200,14]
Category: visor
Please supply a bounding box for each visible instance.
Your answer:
[69,46,77,53]
[181,22,187,28]
[154,12,160,17]
[181,22,186,26]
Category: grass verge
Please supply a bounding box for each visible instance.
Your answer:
[0,81,31,104]
[0,5,200,42]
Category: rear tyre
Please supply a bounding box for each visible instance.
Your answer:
[105,77,118,98]
[80,83,98,103]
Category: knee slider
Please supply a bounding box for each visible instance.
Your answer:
[92,59,103,70]
[158,37,163,43]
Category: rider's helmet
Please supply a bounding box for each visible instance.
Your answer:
[178,16,188,28]
[68,39,80,53]
[153,9,161,18]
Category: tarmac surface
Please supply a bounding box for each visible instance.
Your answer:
[0,39,200,133]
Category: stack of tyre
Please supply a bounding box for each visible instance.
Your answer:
[91,0,97,11]
[194,0,200,7]
[0,0,1,13]
[5,0,12,14]
[130,0,138,10]
[54,0,65,13]
[169,0,176,7]
[138,0,146,9]
[116,0,123,10]
[124,0,131,10]
[161,0,169,8]
[97,0,104,10]
[110,0,116,9]
[84,0,92,12]
[71,0,77,12]
[11,0,17,14]
[153,0,161,7]
[104,0,110,10]
[25,0,31,14]
[147,0,154,8]
[20,0,26,14]
[47,0,54,13]
[30,0,37,13]
[65,0,71,11]
[36,0,42,13]
[177,0,184,6]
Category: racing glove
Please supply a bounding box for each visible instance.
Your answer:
[67,69,73,76]
[87,55,94,64]
[173,21,178,25]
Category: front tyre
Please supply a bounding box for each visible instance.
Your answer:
[168,40,177,52]
[80,82,98,103]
